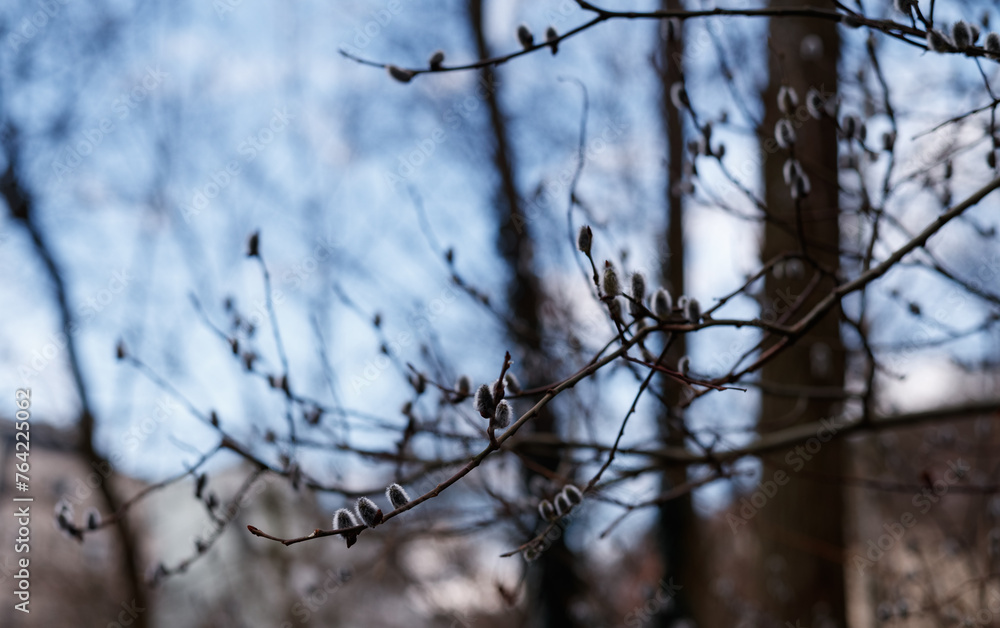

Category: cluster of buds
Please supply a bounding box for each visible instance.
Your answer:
[55,500,83,541]
[331,484,411,547]
[783,157,811,200]
[475,375,514,431]
[537,484,585,521]
[629,272,646,318]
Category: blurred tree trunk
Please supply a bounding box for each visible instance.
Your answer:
[758,3,845,625]
[654,6,706,626]
[465,3,584,626]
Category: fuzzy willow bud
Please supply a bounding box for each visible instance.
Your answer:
[577,225,593,255]
[538,499,556,521]
[386,483,410,509]
[630,272,646,302]
[494,400,513,429]
[952,21,972,49]
[545,26,559,54]
[504,372,521,394]
[630,272,646,317]
[554,492,572,517]
[805,88,826,120]
[475,384,494,419]
[987,32,1000,58]
[670,82,689,110]
[791,173,811,199]
[652,288,673,319]
[334,508,358,529]
[684,297,701,323]
[517,24,534,49]
[775,119,796,149]
[783,159,802,186]
[355,497,382,528]
[926,30,951,53]
[603,262,620,297]
[777,86,799,115]
[562,484,583,507]
[387,65,415,83]
[429,50,445,70]
[678,356,691,376]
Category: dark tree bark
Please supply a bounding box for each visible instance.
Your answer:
[653,5,707,625]
[757,3,846,625]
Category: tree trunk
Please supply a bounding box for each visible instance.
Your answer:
[757,3,845,625]
[465,3,584,626]
[654,6,706,625]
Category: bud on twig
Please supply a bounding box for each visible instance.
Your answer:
[670,82,689,110]
[554,491,572,517]
[494,400,512,429]
[387,65,415,83]
[246,231,260,257]
[545,26,559,54]
[775,119,795,149]
[987,32,1000,58]
[356,497,383,528]
[791,173,811,199]
[952,21,972,49]
[475,384,495,419]
[429,50,445,70]
[538,499,556,521]
[678,355,691,376]
[630,273,646,318]
[926,30,951,53]
[517,24,534,49]
[85,508,101,530]
[577,225,592,255]
[504,372,521,394]
[684,297,701,323]
[603,262,620,297]
[386,483,410,509]
[777,85,798,115]
[805,88,826,120]
[456,375,471,398]
[652,288,673,319]
[562,484,583,507]
[334,508,358,530]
